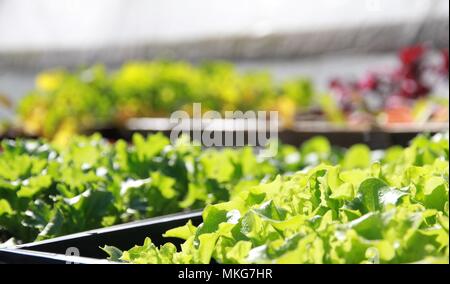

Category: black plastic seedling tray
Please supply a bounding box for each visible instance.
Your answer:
[0,210,203,264]
[0,248,115,264]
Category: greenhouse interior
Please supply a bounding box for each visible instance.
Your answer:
[0,0,449,268]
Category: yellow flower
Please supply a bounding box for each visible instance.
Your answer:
[36,71,64,92]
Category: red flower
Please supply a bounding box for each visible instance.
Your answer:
[358,73,378,91]
[399,44,426,65]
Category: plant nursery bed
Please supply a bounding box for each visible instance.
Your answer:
[89,118,449,148]
[282,122,449,148]
[0,210,203,264]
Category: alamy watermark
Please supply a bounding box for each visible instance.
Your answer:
[169,103,279,157]
[65,247,80,264]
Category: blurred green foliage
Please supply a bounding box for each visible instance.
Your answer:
[18,61,315,141]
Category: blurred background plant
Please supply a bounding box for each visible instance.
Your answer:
[15,46,449,141]
[17,61,317,140]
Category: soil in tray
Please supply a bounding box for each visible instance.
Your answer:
[0,230,13,244]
